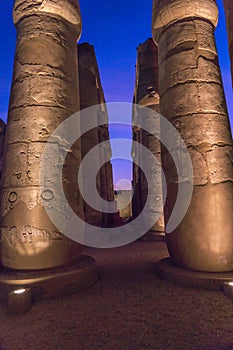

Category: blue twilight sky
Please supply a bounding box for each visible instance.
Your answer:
[0,0,232,189]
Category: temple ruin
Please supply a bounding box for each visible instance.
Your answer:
[0,0,232,300]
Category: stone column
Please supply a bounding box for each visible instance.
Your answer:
[223,0,233,85]
[153,0,233,272]
[78,43,103,227]
[1,0,84,270]
[0,120,6,185]
[132,38,164,235]
[94,62,115,226]
[132,101,142,220]
[78,43,115,227]
[98,118,115,226]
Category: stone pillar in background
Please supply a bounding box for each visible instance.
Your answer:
[132,99,142,221]
[132,38,164,237]
[98,118,115,227]
[78,43,103,227]
[1,0,84,270]
[78,43,115,227]
[223,0,233,85]
[153,0,233,272]
[0,120,6,184]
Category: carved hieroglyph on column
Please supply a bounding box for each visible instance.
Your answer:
[132,38,164,234]
[153,0,233,272]
[223,0,233,85]
[1,0,84,270]
[78,43,115,227]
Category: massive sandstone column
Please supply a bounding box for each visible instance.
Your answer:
[132,38,164,235]
[223,0,233,85]
[1,0,84,270]
[153,0,233,272]
[78,43,114,227]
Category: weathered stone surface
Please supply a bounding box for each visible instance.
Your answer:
[132,38,164,233]
[13,0,81,27]
[6,107,69,143]
[153,0,233,272]
[0,255,98,300]
[0,120,6,185]
[153,0,218,41]
[170,114,232,148]
[1,0,84,270]
[223,0,233,85]
[78,43,114,227]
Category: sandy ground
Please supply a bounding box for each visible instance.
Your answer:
[0,241,233,350]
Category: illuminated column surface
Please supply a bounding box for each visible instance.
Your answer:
[78,43,104,227]
[223,0,233,85]
[78,43,115,227]
[153,0,233,271]
[132,38,164,234]
[1,0,84,270]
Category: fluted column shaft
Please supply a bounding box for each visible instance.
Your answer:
[153,0,233,272]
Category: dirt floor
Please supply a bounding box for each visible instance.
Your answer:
[0,241,233,350]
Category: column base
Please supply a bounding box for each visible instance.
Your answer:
[0,255,98,300]
[140,230,165,242]
[155,258,233,290]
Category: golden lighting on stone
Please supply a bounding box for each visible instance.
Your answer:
[152,0,233,272]
[1,0,84,270]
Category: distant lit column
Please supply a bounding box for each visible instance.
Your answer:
[1,0,84,270]
[78,43,115,227]
[96,70,115,226]
[98,117,115,226]
[153,0,233,271]
[78,43,103,227]
[132,106,142,219]
[223,0,233,85]
[134,39,164,234]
